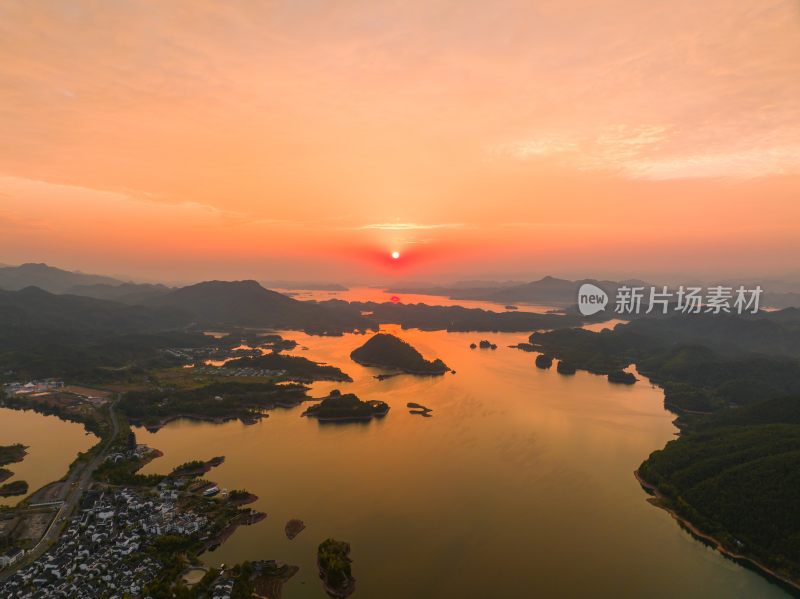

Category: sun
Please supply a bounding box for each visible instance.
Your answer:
[391,251,400,260]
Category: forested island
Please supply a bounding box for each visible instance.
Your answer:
[0,444,27,483]
[350,333,449,375]
[317,538,356,598]
[303,392,389,422]
[119,381,311,430]
[0,480,29,497]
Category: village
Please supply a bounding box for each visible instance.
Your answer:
[0,481,239,598]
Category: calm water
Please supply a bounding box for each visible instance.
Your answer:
[0,408,97,507]
[135,326,788,599]
[282,286,559,314]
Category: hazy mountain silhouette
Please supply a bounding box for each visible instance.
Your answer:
[143,280,370,332]
[0,263,123,294]
[0,286,190,337]
[66,282,172,303]
[390,276,649,306]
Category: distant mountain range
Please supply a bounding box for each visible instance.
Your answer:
[389,276,649,306]
[390,275,800,309]
[0,263,170,302]
[0,263,125,294]
[143,280,368,331]
[261,280,348,291]
[2,264,798,318]
[0,286,191,345]
[2,280,373,336]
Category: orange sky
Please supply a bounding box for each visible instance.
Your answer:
[1,1,799,283]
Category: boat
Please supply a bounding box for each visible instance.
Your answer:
[202,485,220,497]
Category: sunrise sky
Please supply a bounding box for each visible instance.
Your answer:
[1,1,799,283]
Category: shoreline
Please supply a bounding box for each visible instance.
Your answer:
[634,469,800,596]
[135,412,267,433]
[352,359,449,377]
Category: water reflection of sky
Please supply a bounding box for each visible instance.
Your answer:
[278,286,560,314]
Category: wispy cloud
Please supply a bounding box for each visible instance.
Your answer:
[502,122,800,180]
[359,222,463,231]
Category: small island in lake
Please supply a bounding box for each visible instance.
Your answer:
[0,444,28,483]
[478,340,497,350]
[535,354,553,369]
[303,392,389,422]
[350,333,449,375]
[317,538,356,598]
[407,402,433,417]
[607,370,637,384]
[285,518,306,540]
[512,343,536,352]
[556,360,576,375]
[0,480,29,497]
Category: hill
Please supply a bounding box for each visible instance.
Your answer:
[65,282,171,303]
[0,286,190,340]
[638,396,800,586]
[144,280,370,333]
[350,333,449,375]
[0,286,205,380]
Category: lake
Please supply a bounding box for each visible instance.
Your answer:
[134,326,788,598]
[281,286,560,314]
[0,408,96,507]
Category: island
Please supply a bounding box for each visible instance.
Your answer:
[0,444,27,483]
[512,343,536,352]
[607,370,637,384]
[535,354,553,369]
[231,560,300,599]
[350,333,450,375]
[407,402,433,417]
[0,480,29,497]
[317,538,356,598]
[119,380,311,431]
[303,393,389,422]
[478,340,497,350]
[285,519,306,540]
[556,360,576,375]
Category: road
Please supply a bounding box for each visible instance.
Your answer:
[0,396,120,578]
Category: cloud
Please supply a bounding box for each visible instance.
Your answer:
[623,145,800,180]
[0,176,268,231]
[503,122,800,180]
[359,222,463,231]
